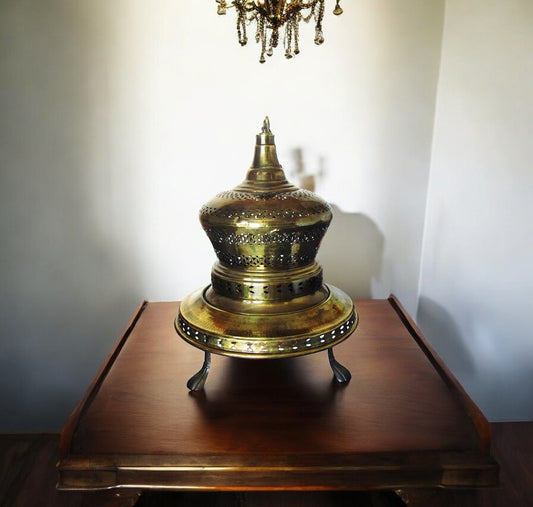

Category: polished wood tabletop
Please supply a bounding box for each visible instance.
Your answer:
[58,297,497,493]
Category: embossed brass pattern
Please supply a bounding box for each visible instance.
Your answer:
[175,118,357,388]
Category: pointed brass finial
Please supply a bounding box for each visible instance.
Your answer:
[250,116,283,176]
[262,116,272,134]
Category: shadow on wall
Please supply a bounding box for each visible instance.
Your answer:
[0,3,142,430]
[416,297,477,385]
[320,205,384,299]
[289,149,384,299]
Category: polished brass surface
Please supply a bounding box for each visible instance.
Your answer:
[178,285,356,358]
[175,118,357,363]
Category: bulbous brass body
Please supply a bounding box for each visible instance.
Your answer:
[176,118,357,361]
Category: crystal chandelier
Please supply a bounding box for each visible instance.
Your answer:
[216,0,343,63]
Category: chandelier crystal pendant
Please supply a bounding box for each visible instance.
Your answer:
[215,0,343,63]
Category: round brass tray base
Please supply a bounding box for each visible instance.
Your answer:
[176,284,357,359]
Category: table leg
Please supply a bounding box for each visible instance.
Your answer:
[328,347,351,383]
[187,351,212,391]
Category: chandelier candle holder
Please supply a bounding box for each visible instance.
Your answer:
[215,0,343,62]
[175,117,358,391]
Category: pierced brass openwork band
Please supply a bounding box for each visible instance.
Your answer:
[210,261,323,301]
[177,307,356,359]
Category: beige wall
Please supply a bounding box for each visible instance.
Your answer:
[418,0,533,420]
[6,0,532,428]
[2,1,444,429]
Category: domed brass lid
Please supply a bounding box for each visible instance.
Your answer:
[176,118,357,359]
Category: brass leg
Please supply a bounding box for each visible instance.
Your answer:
[187,351,211,391]
[328,347,351,383]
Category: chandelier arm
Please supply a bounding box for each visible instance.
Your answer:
[280,1,318,25]
[301,2,317,24]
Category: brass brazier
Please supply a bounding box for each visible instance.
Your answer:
[176,118,358,390]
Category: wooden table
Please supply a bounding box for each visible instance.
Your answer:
[58,297,498,505]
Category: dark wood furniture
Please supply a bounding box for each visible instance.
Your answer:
[57,297,498,505]
[6,423,533,506]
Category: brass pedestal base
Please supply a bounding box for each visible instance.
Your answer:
[175,283,357,391]
[176,284,357,358]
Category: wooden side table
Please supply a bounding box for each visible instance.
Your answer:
[58,297,497,505]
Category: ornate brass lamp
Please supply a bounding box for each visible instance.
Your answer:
[215,0,343,63]
[176,118,358,390]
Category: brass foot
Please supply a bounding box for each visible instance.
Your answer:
[187,351,211,391]
[328,347,351,383]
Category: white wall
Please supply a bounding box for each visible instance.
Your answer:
[418,0,533,421]
[0,1,444,430]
